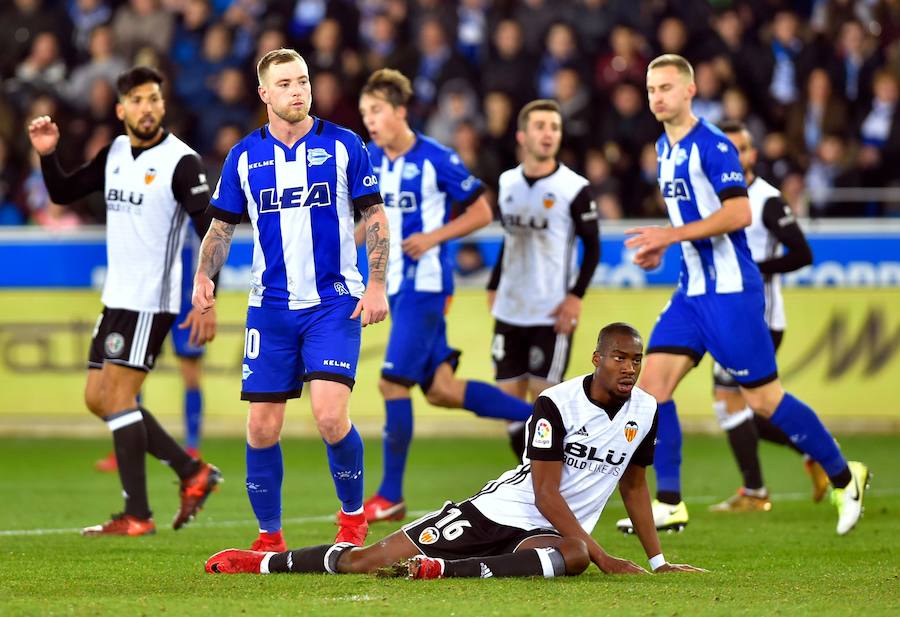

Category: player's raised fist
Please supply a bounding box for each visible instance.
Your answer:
[27,115,60,156]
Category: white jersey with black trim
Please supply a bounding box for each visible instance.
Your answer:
[492,164,590,327]
[746,177,787,330]
[468,376,658,534]
[102,133,200,314]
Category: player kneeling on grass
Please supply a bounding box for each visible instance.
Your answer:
[206,323,705,579]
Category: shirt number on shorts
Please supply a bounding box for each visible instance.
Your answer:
[491,334,506,362]
[435,507,472,541]
[244,328,261,359]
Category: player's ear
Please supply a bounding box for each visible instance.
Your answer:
[115,102,124,122]
[592,351,601,368]
[515,129,525,147]
[258,84,268,105]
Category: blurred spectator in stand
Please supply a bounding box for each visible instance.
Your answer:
[656,16,689,59]
[691,61,724,124]
[764,9,815,126]
[584,148,622,220]
[857,69,900,212]
[708,8,768,112]
[513,0,563,56]
[68,78,119,147]
[112,0,175,62]
[453,119,501,198]
[594,25,648,94]
[0,138,25,225]
[482,90,517,171]
[362,11,413,72]
[18,150,81,228]
[629,142,665,218]
[175,22,236,115]
[307,18,364,93]
[598,81,657,179]
[64,26,127,110]
[454,242,486,277]
[456,0,489,67]
[312,70,364,135]
[566,0,617,57]
[196,67,253,153]
[69,0,113,57]
[0,0,70,79]
[721,87,767,148]
[554,67,592,160]
[758,131,796,187]
[535,21,583,100]
[204,123,243,187]
[222,0,267,63]
[827,19,882,118]
[425,80,483,148]
[9,32,68,104]
[805,133,861,217]
[406,17,471,126]
[785,68,848,169]
[170,0,212,68]
[482,19,535,108]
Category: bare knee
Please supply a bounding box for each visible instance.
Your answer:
[558,537,590,576]
[313,406,350,444]
[740,380,785,417]
[84,387,104,417]
[425,381,457,408]
[379,378,410,400]
[247,405,285,448]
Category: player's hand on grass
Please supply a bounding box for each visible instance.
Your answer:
[27,115,60,155]
[401,232,437,260]
[179,306,217,346]
[596,553,648,575]
[550,294,582,335]
[654,562,708,574]
[192,273,216,313]
[352,282,388,326]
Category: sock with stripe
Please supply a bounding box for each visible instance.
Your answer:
[265,543,353,574]
[653,400,682,504]
[726,416,765,491]
[442,547,567,578]
[105,408,151,519]
[140,406,199,480]
[246,442,284,532]
[184,388,203,451]
[463,381,533,421]
[325,425,364,514]
[377,399,413,503]
[769,393,850,487]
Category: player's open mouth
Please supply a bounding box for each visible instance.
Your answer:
[616,380,635,393]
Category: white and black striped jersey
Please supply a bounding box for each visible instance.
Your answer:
[41,132,211,314]
[488,163,600,327]
[468,375,658,534]
[745,176,812,331]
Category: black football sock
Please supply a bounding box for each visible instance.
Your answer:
[266,544,353,574]
[830,466,852,489]
[105,408,151,519]
[443,547,567,578]
[140,406,200,480]
[726,418,765,490]
[753,415,803,454]
[656,491,681,505]
[507,422,526,460]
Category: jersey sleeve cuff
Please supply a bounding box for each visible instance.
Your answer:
[718,186,748,202]
[353,192,384,212]
[206,205,243,224]
[527,451,564,461]
[453,185,486,211]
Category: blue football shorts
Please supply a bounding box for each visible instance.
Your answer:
[647,287,778,388]
[240,296,361,401]
[381,291,460,392]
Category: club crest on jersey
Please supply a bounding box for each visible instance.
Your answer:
[624,421,639,443]
[418,527,439,545]
[674,146,688,166]
[542,192,556,209]
[104,332,125,358]
[144,168,157,185]
[401,162,420,180]
[528,346,545,371]
[532,418,552,449]
[307,148,333,166]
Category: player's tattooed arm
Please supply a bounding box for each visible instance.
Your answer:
[199,218,236,278]
[362,203,390,285]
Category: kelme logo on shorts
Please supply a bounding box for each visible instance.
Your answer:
[104,332,125,358]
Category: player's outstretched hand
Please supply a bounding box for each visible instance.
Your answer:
[401,232,436,260]
[27,115,60,156]
[598,555,649,575]
[179,306,217,346]
[654,562,708,574]
[192,273,216,313]
[352,283,388,326]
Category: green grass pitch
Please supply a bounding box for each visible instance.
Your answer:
[1,435,898,616]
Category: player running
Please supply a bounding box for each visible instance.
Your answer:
[488,99,601,456]
[205,323,705,579]
[27,66,222,536]
[620,54,869,536]
[357,69,534,523]
[193,49,389,552]
[708,120,828,512]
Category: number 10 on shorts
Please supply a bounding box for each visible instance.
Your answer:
[244,328,260,359]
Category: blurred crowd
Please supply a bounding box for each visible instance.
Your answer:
[3,0,900,227]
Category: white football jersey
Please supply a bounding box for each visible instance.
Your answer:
[102,134,202,314]
[468,375,658,534]
[492,164,590,327]
[745,177,787,330]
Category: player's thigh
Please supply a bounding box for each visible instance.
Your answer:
[241,306,304,403]
[84,367,105,416]
[300,297,360,392]
[339,530,420,574]
[491,320,530,383]
[383,292,448,389]
[640,353,696,402]
[739,379,786,417]
[247,401,287,447]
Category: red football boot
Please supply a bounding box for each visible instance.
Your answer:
[363,494,407,523]
[335,510,368,546]
[406,555,445,580]
[81,513,156,537]
[251,529,287,552]
[173,462,223,530]
[205,549,268,574]
[94,451,118,473]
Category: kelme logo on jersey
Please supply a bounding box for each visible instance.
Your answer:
[104,332,125,358]
[660,179,690,201]
[624,421,638,443]
[258,183,332,212]
[418,527,439,545]
[144,167,157,185]
[532,418,552,448]
[306,148,333,166]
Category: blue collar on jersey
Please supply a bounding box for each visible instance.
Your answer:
[260,117,325,159]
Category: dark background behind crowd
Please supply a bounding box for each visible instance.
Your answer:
[3,0,900,227]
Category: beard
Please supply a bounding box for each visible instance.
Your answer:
[126,116,163,141]
[271,101,309,124]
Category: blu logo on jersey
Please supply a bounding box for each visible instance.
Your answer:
[661,179,691,201]
[258,183,332,213]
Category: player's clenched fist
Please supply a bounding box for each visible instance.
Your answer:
[27,115,61,156]
[351,282,388,327]
[192,272,216,313]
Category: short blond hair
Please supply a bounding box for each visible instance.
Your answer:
[257,48,304,85]
[361,69,413,107]
[648,54,695,83]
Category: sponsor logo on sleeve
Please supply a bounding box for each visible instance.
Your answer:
[721,171,744,183]
[532,418,552,448]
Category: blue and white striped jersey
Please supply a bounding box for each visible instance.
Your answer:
[367,133,483,296]
[210,118,383,309]
[656,118,761,296]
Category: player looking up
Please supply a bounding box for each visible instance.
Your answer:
[193,49,389,552]
[27,66,222,536]
[356,69,534,523]
[620,54,868,536]
[488,99,602,456]
[205,323,705,579]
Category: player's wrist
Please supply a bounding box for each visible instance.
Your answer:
[648,553,666,571]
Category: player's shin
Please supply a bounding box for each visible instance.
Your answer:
[654,401,683,503]
[378,399,413,503]
[326,424,365,514]
[140,406,199,479]
[265,543,355,574]
[105,408,151,519]
[184,388,203,451]
[246,442,284,532]
[769,393,850,487]
[462,381,533,421]
[442,547,567,578]
[715,402,765,490]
